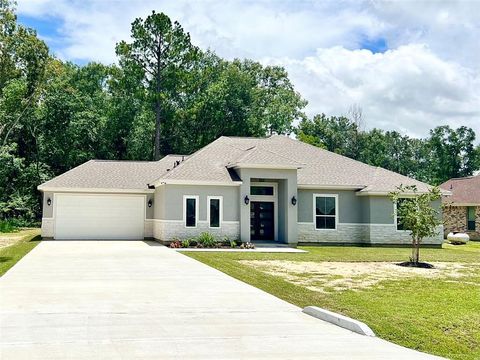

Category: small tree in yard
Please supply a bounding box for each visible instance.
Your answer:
[389,185,442,266]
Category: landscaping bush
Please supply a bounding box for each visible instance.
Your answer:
[169,240,182,248]
[196,232,217,248]
[240,242,255,249]
[0,219,17,233]
[181,239,191,248]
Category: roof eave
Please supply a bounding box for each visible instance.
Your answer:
[298,184,365,190]
[37,186,155,194]
[227,163,300,170]
[152,179,243,187]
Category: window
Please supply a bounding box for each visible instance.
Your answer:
[314,195,337,230]
[251,186,274,196]
[184,196,198,227]
[467,206,476,231]
[208,196,222,228]
[396,198,413,231]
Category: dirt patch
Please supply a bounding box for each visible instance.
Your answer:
[239,260,480,292]
[0,229,40,249]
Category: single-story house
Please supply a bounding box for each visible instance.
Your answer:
[440,174,480,240]
[38,135,444,245]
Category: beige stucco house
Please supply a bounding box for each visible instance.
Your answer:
[38,135,444,245]
[440,174,480,240]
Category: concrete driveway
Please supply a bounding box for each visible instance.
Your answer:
[0,241,440,359]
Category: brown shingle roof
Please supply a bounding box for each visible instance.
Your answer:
[156,136,434,193]
[440,175,480,205]
[39,135,436,193]
[38,155,186,190]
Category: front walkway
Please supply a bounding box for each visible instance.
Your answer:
[0,241,441,359]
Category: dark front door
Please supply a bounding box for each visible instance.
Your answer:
[250,201,274,241]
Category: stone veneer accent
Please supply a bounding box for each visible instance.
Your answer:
[443,205,480,240]
[41,218,54,238]
[153,220,240,242]
[298,223,444,245]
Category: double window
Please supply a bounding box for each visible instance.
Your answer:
[467,206,476,231]
[314,194,337,230]
[184,195,223,228]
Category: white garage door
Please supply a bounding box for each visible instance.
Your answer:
[54,194,145,240]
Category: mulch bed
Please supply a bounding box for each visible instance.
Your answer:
[396,261,435,269]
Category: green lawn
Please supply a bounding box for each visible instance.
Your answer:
[186,242,480,360]
[0,228,41,276]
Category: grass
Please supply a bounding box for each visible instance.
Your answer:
[185,242,480,360]
[0,228,41,276]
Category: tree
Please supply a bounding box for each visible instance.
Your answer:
[296,114,360,158]
[427,125,478,184]
[389,185,442,265]
[116,11,198,160]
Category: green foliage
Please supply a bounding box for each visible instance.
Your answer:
[297,115,479,185]
[196,232,218,248]
[0,219,16,232]
[0,0,478,226]
[181,238,191,248]
[389,185,442,263]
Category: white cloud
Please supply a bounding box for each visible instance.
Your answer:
[275,45,480,137]
[16,0,480,140]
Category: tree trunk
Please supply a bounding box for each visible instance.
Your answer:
[411,238,420,264]
[154,100,161,160]
[153,34,163,161]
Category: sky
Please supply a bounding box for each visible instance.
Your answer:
[16,0,480,140]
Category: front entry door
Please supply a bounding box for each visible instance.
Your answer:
[250,201,274,241]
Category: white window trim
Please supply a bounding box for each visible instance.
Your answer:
[313,193,338,231]
[393,199,410,233]
[183,195,199,228]
[207,196,223,229]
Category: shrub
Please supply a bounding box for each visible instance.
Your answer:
[0,219,17,233]
[169,240,181,248]
[196,232,217,248]
[181,239,191,248]
[240,242,255,249]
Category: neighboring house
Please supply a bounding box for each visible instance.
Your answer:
[440,175,480,240]
[38,136,444,245]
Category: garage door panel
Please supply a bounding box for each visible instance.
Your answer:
[55,194,145,240]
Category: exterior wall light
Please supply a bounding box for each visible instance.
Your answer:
[291,196,297,206]
[148,199,153,208]
[244,195,250,205]
[47,198,52,206]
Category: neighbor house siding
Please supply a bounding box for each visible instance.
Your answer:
[152,184,240,242]
[443,205,480,240]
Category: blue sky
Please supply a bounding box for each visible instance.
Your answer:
[16,0,480,139]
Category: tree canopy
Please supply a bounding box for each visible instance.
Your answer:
[0,0,478,224]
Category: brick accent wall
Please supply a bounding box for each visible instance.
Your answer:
[153,220,240,242]
[443,205,480,240]
[298,223,443,245]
